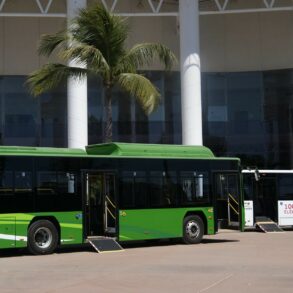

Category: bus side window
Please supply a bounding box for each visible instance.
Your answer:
[15,171,32,193]
[134,176,147,208]
[149,171,177,207]
[58,172,76,195]
[279,175,293,200]
[37,172,57,195]
[120,171,147,209]
[120,173,135,208]
[180,172,209,204]
[0,171,13,195]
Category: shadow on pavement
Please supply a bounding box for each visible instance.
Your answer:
[201,238,239,244]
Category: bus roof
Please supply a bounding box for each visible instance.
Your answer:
[0,143,214,158]
[0,146,86,156]
[0,143,238,160]
[86,143,215,158]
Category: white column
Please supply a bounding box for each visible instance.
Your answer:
[179,0,202,145]
[67,0,88,149]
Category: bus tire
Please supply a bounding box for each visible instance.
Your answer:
[27,220,59,255]
[183,215,204,244]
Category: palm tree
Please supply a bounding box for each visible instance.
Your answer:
[27,4,177,143]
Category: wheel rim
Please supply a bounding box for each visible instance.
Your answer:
[33,227,53,249]
[186,220,200,239]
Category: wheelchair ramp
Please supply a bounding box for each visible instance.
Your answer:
[88,237,124,253]
[255,218,284,233]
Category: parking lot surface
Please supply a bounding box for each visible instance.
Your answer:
[0,230,292,293]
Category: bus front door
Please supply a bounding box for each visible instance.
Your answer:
[215,173,241,229]
[84,172,117,237]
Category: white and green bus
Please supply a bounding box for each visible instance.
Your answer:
[243,169,293,228]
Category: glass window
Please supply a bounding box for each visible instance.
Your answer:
[243,174,254,200]
[120,171,147,208]
[180,172,209,204]
[149,173,164,207]
[15,171,32,193]
[120,175,134,208]
[279,175,293,200]
[134,176,148,208]
[3,76,38,146]
[0,172,13,195]
[58,172,76,195]
[37,172,57,195]
[40,90,67,147]
[149,171,177,207]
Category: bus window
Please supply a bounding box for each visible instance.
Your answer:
[37,172,57,195]
[120,172,135,208]
[243,174,254,200]
[279,175,293,200]
[0,172,13,195]
[58,172,76,195]
[180,172,209,204]
[120,171,147,208]
[149,171,177,207]
[15,171,32,193]
[134,175,147,208]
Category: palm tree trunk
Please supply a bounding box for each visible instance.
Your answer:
[104,86,112,143]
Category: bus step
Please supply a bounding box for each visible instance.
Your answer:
[87,236,124,253]
[255,219,284,233]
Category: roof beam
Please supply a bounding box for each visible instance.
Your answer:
[214,0,229,11]
[148,0,164,13]
[263,0,275,8]
[36,0,53,14]
[101,0,118,12]
[0,0,292,17]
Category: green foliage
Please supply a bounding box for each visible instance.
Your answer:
[27,4,177,141]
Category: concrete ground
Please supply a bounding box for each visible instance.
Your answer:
[0,230,292,293]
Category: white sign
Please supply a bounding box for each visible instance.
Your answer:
[278,201,293,226]
[244,200,254,227]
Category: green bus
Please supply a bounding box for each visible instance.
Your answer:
[0,143,244,254]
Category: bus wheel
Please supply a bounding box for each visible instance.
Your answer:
[183,215,204,244]
[27,220,58,255]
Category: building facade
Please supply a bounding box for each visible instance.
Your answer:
[0,0,293,168]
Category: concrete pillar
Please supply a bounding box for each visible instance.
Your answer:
[179,0,202,145]
[67,0,88,149]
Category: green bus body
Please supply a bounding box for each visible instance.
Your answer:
[119,207,215,241]
[0,212,83,249]
[0,207,215,248]
[0,143,243,253]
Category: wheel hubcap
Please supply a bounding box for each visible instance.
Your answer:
[34,227,52,249]
[186,221,200,239]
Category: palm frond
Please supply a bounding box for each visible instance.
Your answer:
[38,30,68,57]
[71,5,129,66]
[60,43,110,74]
[118,73,161,115]
[27,63,87,96]
[117,43,177,73]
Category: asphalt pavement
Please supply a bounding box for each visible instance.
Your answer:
[0,229,292,293]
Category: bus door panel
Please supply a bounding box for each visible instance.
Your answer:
[85,173,104,236]
[256,176,277,221]
[214,173,240,227]
[84,172,117,237]
[104,173,117,234]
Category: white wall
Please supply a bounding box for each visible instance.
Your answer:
[0,10,292,75]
